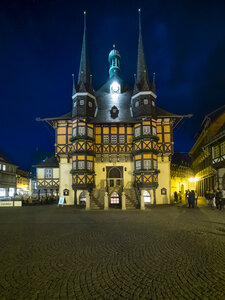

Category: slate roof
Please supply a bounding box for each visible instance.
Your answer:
[202,104,225,128]
[0,152,17,166]
[34,156,59,168]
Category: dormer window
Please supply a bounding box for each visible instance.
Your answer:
[80,99,84,105]
[144,99,148,105]
[135,101,139,107]
[152,101,155,107]
[88,101,93,108]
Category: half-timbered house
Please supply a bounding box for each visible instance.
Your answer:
[38,11,188,209]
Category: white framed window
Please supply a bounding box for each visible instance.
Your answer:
[87,161,93,170]
[144,99,148,105]
[3,165,6,171]
[153,160,158,169]
[78,161,85,169]
[136,160,141,170]
[87,127,93,137]
[143,126,151,135]
[80,99,84,105]
[103,135,109,144]
[45,168,53,178]
[152,127,156,135]
[72,127,77,137]
[9,188,14,197]
[119,135,125,144]
[72,161,76,169]
[143,191,151,203]
[152,100,155,107]
[111,135,117,144]
[110,192,120,204]
[0,188,6,197]
[135,127,141,137]
[135,101,139,107]
[144,160,151,170]
[88,101,93,108]
[78,126,85,136]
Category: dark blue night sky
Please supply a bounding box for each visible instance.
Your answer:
[1,0,225,170]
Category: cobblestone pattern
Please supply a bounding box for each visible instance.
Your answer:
[0,206,224,299]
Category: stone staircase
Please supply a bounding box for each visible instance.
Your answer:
[91,188,104,210]
[124,188,140,209]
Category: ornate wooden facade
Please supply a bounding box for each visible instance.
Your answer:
[37,11,187,208]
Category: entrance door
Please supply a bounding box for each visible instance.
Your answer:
[107,166,123,187]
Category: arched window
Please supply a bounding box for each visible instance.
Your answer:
[143,191,151,203]
[79,192,86,204]
[110,192,120,204]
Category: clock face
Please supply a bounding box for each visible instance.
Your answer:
[110,81,120,93]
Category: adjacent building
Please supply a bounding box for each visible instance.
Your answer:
[37,11,188,209]
[16,169,31,196]
[190,104,225,196]
[0,153,17,198]
[170,153,195,203]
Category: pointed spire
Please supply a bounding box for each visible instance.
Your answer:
[72,74,76,95]
[77,11,92,92]
[135,9,150,92]
[152,72,156,93]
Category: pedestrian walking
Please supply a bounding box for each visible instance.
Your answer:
[174,191,178,203]
[188,190,195,208]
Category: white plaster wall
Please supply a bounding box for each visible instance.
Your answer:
[59,158,74,205]
[37,168,44,178]
[95,161,134,189]
[156,156,171,204]
[53,168,59,178]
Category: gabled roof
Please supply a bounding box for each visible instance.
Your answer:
[34,156,59,168]
[0,152,17,166]
[171,152,192,167]
[202,104,225,128]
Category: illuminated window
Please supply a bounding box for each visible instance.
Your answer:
[110,192,120,204]
[111,135,117,144]
[103,135,109,144]
[143,191,151,203]
[119,135,125,144]
[143,126,151,135]
[87,127,93,137]
[80,99,84,105]
[78,127,85,136]
[152,101,155,107]
[88,101,93,108]
[136,160,141,170]
[213,145,220,158]
[144,99,148,105]
[0,188,5,197]
[45,168,53,178]
[72,127,77,137]
[87,161,93,170]
[3,165,6,171]
[135,127,141,137]
[135,101,139,107]
[78,161,85,169]
[153,160,158,169]
[0,164,1,170]
[72,161,76,169]
[152,127,156,135]
[144,160,151,170]
[221,141,225,155]
[9,188,14,197]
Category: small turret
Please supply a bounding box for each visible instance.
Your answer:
[108,45,121,78]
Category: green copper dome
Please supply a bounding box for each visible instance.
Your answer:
[108,45,121,78]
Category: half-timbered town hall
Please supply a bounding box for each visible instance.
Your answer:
[37,11,185,209]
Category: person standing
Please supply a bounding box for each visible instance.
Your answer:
[221,188,225,210]
[195,191,198,207]
[174,191,178,203]
[215,189,220,209]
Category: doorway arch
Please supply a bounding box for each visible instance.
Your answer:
[79,192,86,205]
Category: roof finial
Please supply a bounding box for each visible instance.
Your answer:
[113,44,115,48]
[153,72,156,84]
[138,8,141,33]
[84,11,86,30]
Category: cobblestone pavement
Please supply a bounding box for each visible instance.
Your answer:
[0,206,225,300]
